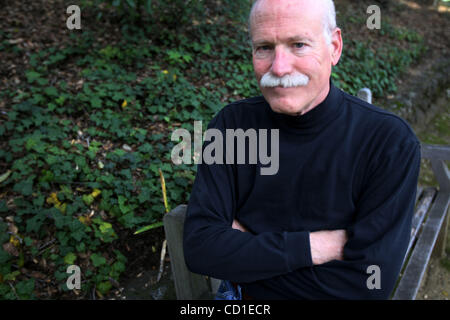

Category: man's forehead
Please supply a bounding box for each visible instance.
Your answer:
[250,0,325,35]
[251,0,324,20]
[250,4,323,42]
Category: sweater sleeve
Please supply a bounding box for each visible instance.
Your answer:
[242,138,422,299]
[183,110,313,283]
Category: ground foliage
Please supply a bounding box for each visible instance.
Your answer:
[0,0,433,299]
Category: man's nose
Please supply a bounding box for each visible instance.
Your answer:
[270,46,293,77]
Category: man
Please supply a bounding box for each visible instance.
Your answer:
[183,0,421,299]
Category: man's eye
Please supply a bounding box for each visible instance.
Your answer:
[257,45,271,51]
[293,43,305,49]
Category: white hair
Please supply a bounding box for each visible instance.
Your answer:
[322,0,337,44]
[249,0,337,45]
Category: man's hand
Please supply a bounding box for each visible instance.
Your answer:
[232,219,248,232]
[309,230,348,265]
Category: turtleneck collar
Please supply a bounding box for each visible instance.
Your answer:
[265,80,343,134]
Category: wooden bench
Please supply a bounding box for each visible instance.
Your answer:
[391,144,450,299]
[163,89,450,300]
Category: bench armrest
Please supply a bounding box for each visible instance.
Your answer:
[421,144,450,161]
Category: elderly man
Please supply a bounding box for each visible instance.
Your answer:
[183,0,421,299]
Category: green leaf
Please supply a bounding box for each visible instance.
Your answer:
[4,270,21,281]
[99,221,113,234]
[138,187,150,204]
[82,194,95,206]
[97,281,112,295]
[24,236,33,246]
[26,214,45,233]
[111,260,126,277]
[44,86,58,97]
[15,279,35,298]
[26,71,41,83]
[90,253,106,267]
[36,77,48,86]
[118,195,131,214]
[13,179,33,196]
[91,97,102,109]
[64,252,77,265]
[55,95,66,106]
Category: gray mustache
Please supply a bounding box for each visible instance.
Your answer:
[260,72,310,88]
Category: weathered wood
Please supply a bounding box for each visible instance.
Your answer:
[163,205,211,299]
[421,144,450,161]
[392,191,450,300]
[404,187,436,265]
[429,157,450,256]
[433,204,449,258]
[430,158,450,192]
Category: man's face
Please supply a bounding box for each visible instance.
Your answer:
[251,0,342,116]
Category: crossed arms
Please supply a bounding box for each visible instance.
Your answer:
[232,219,347,265]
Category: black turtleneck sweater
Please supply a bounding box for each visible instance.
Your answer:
[183,82,421,299]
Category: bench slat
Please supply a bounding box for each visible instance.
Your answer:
[403,187,436,267]
[411,188,435,240]
[392,190,450,300]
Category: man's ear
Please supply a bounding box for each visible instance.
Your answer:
[330,28,343,66]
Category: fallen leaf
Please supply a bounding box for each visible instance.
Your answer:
[8,38,23,44]
[91,189,101,198]
[122,144,132,152]
[9,235,20,248]
[46,192,66,213]
[78,215,91,226]
[46,192,60,205]
[0,170,11,183]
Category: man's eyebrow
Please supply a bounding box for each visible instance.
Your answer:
[286,36,313,42]
[252,40,271,47]
[252,36,313,46]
